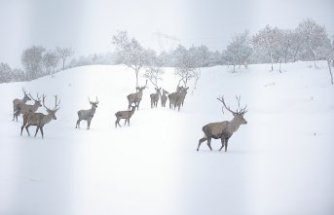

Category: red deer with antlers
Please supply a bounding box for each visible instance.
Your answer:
[127,80,147,110]
[150,87,161,108]
[75,97,99,130]
[20,95,60,138]
[12,88,31,121]
[14,93,43,121]
[197,96,248,152]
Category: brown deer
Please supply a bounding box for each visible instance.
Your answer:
[20,95,60,138]
[75,97,99,130]
[127,80,147,110]
[14,93,43,121]
[12,88,31,121]
[161,89,169,107]
[150,87,161,108]
[168,86,188,111]
[115,105,137,128]
[197,96,248,152]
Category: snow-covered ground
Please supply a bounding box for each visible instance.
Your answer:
[0,62,333,215]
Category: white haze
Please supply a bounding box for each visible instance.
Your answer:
[0,0,334,67]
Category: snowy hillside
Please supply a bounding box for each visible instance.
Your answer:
[0,62,333,215]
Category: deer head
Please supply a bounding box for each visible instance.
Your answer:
[89,97,99,108]
[217,96,248,124]
[43,95,61,120]
[136,80,148,92]
[29,93,43,107]
[22,88,31,101]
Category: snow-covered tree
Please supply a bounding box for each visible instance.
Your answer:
[112,31,149,87]
[42,51,59,75]
[174,47,200,87]
[21,46,46,80]
[0,63,12,83]
[296,19,330,67]
[224,31,253,72]
[252,25,282,71]
[56,47,74,70]
[144,56,164,88]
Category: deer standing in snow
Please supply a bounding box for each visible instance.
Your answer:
[20,95,60,138]
[161,89,169,107]
[168,86,188,111]
[197,96,248,152]
[150,87,161,108]
[12,88,31,121]
[75,97,99,130]
[127,80,147,110]
[14,93,43,121]
[115,105,137,128]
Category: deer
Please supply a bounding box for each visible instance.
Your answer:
[161,89,169,107]
[12,88,31,121]
[197,96,248,152]
[150,87,161,108]
[20,95,60,138]
[168,86,189,111]
[127,80,147,110]
[115,105,137,128]
[14,93,43,121]
[75,97,99,130]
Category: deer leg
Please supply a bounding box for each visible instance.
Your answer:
[40,127,44,139]
[87,119,91,130]
[225,138,229,152]
[34,126,40,137]
[76,119,81,129]
[25,124,31,136]
[197,137,207,151]
[219,138,225,151]
[207,138,213,151]
[20,124,26,136]
[115,118,121,128]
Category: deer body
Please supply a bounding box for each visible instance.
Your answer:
[75,98,99,130]
[20,95,60,138]
[127,80,147,110]
[12,89,31,121]
[161,89,168,107]
[14,94,42,121]
[150,87,161,108]
[197,96,247,152]
[168,86,188,111]
[115,106,136,127]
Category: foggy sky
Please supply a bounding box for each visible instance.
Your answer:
[0,0,333,68]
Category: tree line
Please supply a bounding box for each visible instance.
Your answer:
[1,18,333,84]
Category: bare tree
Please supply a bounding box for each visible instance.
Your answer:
[42,51,59,74]
[56,47,74,70]
[296,19,330,67]
[224,31,253,72]
[21,46,46,79]
[174,48,200,87]
[112,31,149,87]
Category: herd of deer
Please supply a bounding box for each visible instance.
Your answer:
[12,85,248,152]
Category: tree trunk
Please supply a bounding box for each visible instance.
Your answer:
[135,69,139,88]
[328,60,333,85]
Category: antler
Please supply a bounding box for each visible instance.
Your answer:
[42,94,49,111]
[43,95,60,111]
[29,93,40,101]
[217,95,248,115]
[54,95,61,110]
